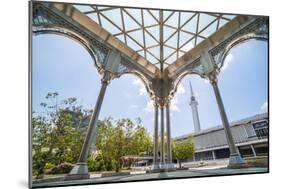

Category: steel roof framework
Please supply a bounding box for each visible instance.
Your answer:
[74,4,236,70]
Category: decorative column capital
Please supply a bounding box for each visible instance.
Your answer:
[153,98,159,108]
[154,96,171,108]
[100,70,115,86]
[164,97,171,108]
[205,70,219,85]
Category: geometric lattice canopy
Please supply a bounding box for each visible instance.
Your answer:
[74,5,236,69]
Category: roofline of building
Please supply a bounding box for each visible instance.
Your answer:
[174,112,268,140]
[195,138,268,153]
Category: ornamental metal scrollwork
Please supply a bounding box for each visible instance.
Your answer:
[115,56,155,98]
[171,57,205,80]
[186,58,205,76]
[169,57,205,98]
[117,57,132,74]
[209,17,268,67]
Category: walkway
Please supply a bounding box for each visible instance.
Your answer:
[32,167,268,188]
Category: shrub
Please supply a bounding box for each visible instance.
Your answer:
[87,158,99,172]
[44,162,56,170]
[111,160,117,171]
[48,162,75,174]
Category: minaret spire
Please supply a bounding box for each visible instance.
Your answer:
[189,81,201,132]
[189,81,194,97]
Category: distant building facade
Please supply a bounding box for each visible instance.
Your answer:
[174,113,268,162]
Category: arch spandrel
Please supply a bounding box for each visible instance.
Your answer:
[113,56,156,98]
[213,33,268,71]
[208,17,268,69]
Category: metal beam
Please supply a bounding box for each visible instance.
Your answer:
[167,15,258,79]
[159,10,164,71]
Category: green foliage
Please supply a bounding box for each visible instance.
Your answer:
[32,92,153,177]
[44,163,56,170]
[48,163,75,174]
[87,158,97,172]
[172,136,195,168]
[32,92,89,178]
[95,118,153,172]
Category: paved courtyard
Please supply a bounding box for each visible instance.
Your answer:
[32,167,268,188]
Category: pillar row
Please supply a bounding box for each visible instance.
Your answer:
[152,97,174,170]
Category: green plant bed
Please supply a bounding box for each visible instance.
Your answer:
[46,162,75,174]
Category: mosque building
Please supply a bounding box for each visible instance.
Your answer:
[174,83,268,162]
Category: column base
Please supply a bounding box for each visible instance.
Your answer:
[164,163,176,170]
[159,162,176,171]
[227,153,247,169]
[148,163,176,173]
[64,162,89,181]
[148,163,161,173]
[152,163,160,170]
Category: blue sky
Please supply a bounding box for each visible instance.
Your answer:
[32,34,268,137]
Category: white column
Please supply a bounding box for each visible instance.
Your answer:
[153,102,159,169]
[251,144,257,157]
[209,74,245,168]
[212,150,216,160]
[166,103,172,164]
[160,106,165,165]
[66,72,111,180]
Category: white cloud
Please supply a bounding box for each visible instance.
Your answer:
[171,96,180,112]
[260,101,268,111]
[144,96,181,113]
[176,83,185,95]
[143,100,154,113]
[170,83,186,112]
[203,79,209,84]
[139,81,186,113]
[132,78,147,96]
[132,78,152,113]
[221,53,234,71]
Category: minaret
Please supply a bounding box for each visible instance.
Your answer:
[189,81,201,132]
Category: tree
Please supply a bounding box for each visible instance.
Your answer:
[172,136,195,168]
[32,115,54,178]
[33,92,153,177]
[95,118,152,172]
[32,92,90,178]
